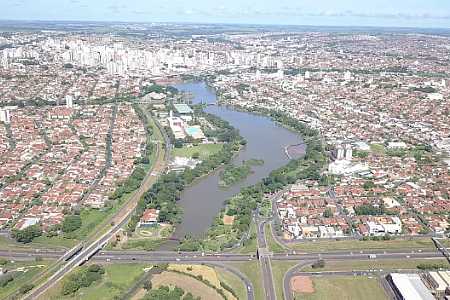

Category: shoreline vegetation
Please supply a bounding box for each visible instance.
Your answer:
[178,103,327,252]
[127,109,246,235]
[218,159,264,188]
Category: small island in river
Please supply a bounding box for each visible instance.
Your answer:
[218,159,264,188]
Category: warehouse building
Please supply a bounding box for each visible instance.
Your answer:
[387,273,435,300]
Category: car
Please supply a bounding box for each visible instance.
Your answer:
[132,257,136,260]
[176,258,180,261]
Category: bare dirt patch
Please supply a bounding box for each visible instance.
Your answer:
[291,275,314,293]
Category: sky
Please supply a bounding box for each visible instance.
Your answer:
[2,0,450,28]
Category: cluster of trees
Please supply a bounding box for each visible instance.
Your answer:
[12,224,42,243]
[311,259,326,269]
[354,204,385,216]
[128,112,244,231]
[62,264,105,295]
[417,263,447,270]
[109,166,146,201]
[141,83,178,96]
[143,286,199,300]
[62,215,82,233]
[219,163,252,187]
[0,273,14,287]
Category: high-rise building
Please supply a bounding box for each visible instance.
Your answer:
[345,144,353,161]
[65,95,73,108]
[0,108,11,124]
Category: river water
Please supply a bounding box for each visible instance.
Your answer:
[172,82,304,239]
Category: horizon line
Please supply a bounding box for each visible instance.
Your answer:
[0,18,449,32]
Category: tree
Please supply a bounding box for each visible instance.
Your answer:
[19,283,35,294]
[143,281,152,291]
[312,259,325,269]
[13,225,42,243]
[323,208,333,218]
[62,215,82,233]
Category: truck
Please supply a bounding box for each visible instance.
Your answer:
[368,254,377,259]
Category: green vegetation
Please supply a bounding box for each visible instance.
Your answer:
[295,276,387,300]
[11,225,42,243]
[302,258,449,272]
[417,262,448,270]
[230,261,263,300]
[181,108,326,251]
[271,260,299,300]
[61,215,82,233]
[128,111,245,231]
[109,166,147,201]
[62,264,105,295]
[219,159,264,187]
[0,260,51,299]
[216,267,247,300]
[288,237,436,253]
[369,143,385,155]
[143,285,198,300]
[237,221,257,253]
[171,144,223,160]
[265,223,285,253]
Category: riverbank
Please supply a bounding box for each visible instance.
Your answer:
[173,82,329,252]
[172,82,304,240]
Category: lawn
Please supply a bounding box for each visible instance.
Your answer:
[171,143,223,160]
[271,260,299,300]
[228,261,263,300]
[294,276,387,300]
[370,143,385,155]
[0,260,52,299]
[215,266,247,300]
[265,223,286,253]
[288,237,436,253]
[302,258,449,272]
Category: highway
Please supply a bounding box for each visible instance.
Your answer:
[23,111,168,300]
[256,214,277,300]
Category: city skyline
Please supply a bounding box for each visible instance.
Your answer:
[2,0,450,28]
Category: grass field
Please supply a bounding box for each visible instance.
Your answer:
[271,260,299,300]
[229,261,263,300]
[294,276,387,300]
[152,271,222,300]
[288,237,436,253]
[171,143,223,160]
[302,258,449,272]
[265,223,285,253]
[215,266,247,300]
[0,260,52,299]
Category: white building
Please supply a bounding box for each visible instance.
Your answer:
[0,108,11,124]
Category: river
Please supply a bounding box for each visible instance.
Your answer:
[172,81,305,240]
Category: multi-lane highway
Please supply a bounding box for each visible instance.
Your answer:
[1,246,445,300]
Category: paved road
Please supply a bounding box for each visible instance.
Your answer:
[23,112,168,300]
[256,215,277,300]
[209,263,255,300]
[0,249,444,263]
